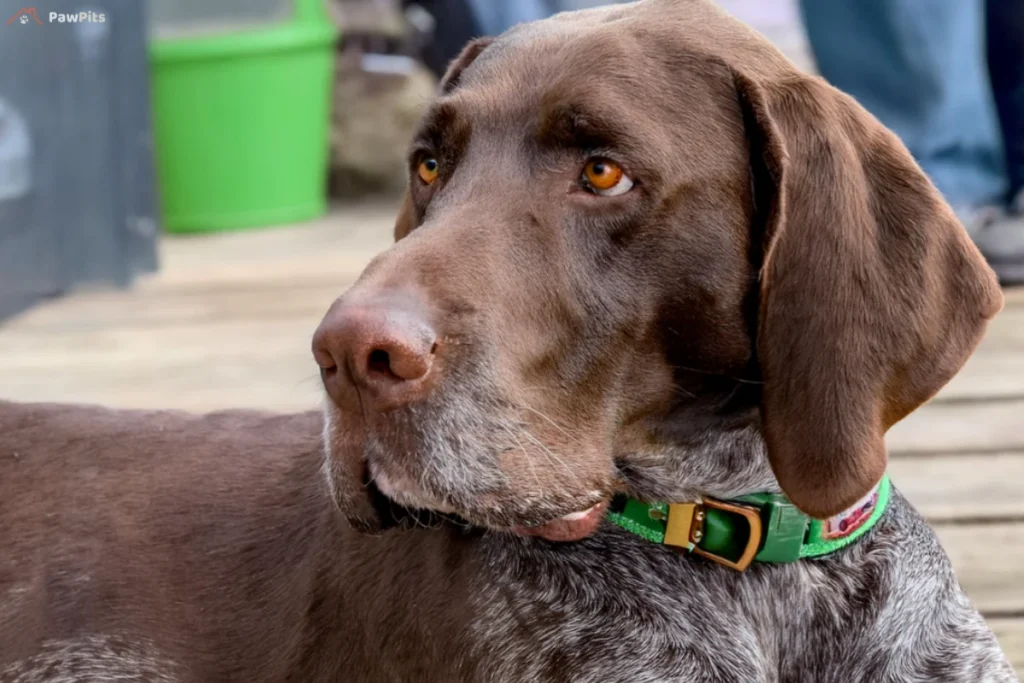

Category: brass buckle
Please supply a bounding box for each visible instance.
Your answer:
[690,500,763,572]
[663,503,700,549]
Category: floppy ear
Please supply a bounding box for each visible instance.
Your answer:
[735,71,1004,518]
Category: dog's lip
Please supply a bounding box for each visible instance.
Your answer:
[367,461,610,541]
[510,500,609,542]
[369,464,459,514]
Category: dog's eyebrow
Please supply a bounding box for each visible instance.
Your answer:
[410,100,462,153]
[537,100,642,153]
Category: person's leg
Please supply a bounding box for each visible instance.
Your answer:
[986,0,1024,204]
[404,0,485,77]
[550,0,620,10]
[799,0,1007,219]
[408,0,619,82]
[976,0,1024,283]
[463,0,550,36]
[464,0,621,37]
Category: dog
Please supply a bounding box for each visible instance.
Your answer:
[0,0,1016,681]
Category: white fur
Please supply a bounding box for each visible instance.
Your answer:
[1,634,178,683]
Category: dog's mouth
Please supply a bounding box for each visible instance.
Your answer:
[367,460,460,515]
[365,460,610,542]
[508,500,610,542]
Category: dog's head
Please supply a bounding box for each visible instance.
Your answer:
[313,0,1002,538]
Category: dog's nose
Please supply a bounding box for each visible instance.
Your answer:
[312,298,438,411]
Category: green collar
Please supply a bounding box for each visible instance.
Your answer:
[606,474,891,571]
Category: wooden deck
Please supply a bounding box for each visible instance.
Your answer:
[0,200,1022,673]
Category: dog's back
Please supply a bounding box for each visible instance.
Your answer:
[0,402,495,683]
[0,402,332,681]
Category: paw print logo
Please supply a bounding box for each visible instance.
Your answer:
[6,8,43,25]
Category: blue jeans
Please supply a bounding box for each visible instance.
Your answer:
[466,0,614,37]
[987,0,1024,200]
[800,0,1007,208]
[466,0,548,34]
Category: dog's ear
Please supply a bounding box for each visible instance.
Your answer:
[734,71,1003,518]
[440,36,495,94]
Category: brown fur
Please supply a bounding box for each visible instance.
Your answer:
[320,0,1002,525]
[0,1,1007,680]
[739,72,1003,516]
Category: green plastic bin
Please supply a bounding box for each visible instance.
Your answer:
[149,0,336,233]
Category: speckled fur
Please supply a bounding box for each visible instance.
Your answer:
[0,407,1015,682]
[467,493,1016,682]
[1,635,179,683]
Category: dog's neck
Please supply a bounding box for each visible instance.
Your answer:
[612,376,778,504]
[294,434,903,681]
[619,421,779,504]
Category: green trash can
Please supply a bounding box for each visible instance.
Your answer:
[149,0,336,233]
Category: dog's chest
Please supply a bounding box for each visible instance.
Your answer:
[462,538,773,683]
[449,525,1014,683]
[0,634,180,683]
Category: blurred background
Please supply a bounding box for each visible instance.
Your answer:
[0,0,1021,672]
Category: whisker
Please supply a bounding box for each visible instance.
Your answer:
[500,424,545,493]
[518,428,581,485]
[667,363,763,385]
[319,459,345,515]
[673,385,699,399]
[520,405,585,446]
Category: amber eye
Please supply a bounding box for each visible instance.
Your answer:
[582,158,634,196]
[418,157,440,184]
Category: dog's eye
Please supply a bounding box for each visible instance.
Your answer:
[418,158,440,185]
[582,158,633,196]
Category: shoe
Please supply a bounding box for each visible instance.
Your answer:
[971,194,1024,285]
[952,203,1002,237]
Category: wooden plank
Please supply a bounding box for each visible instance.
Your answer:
[0,328,323,412]
[129,256,376,293]
[4,280,352,333]
[0,308,327,411]
[886,399,1024,454]
[149,201,394,290]
[891,452,1024,522]
[989,618,1024,678]
[935,523,1024,613]
[1004,285,1024,306]
[0,369,324,413]
[937,351,1024,402]
[976,305,1024,351]
[0,317,319,370]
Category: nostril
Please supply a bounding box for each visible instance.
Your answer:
[367,349,395,378]
[312,325,338,361]
[361,338,435,384]
[313,341,340,376]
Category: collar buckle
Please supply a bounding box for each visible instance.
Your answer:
[662,503,700,550]
[606,475,891,569]
[689,500,763,572]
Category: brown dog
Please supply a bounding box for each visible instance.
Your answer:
[0,1,1013,681]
